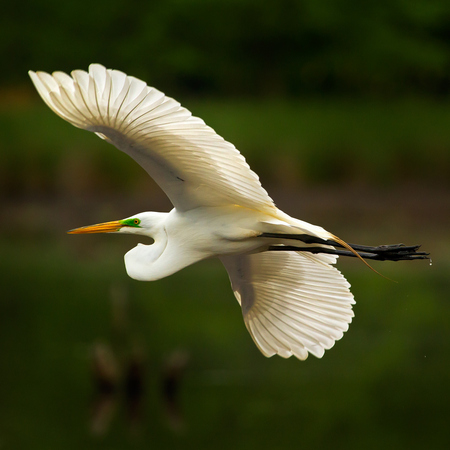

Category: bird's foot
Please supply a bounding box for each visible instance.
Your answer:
[261,232,429,261]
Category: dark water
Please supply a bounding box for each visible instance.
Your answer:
[0,229,448,449]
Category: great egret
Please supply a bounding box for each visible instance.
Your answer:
[29,64,427,360]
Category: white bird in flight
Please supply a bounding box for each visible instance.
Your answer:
[29,64,427,360]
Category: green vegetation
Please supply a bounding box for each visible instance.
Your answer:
[3,0,450,97]
[1,0,449,448]
[2,97,450,198]
[0,236,448,449]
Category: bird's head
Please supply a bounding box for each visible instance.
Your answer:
[67,212,166,237]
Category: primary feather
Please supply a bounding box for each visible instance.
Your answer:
[29,64,276,213]
[221,251,354,359]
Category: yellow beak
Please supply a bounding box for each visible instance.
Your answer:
[67,220,123,234]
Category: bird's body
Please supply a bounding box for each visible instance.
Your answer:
[124,207,266,281]
[119,205,330,282]
[29,64,427,360]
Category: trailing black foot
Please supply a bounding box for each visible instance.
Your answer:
[260,233,429,261]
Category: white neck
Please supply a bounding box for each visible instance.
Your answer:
[122,212,170,281]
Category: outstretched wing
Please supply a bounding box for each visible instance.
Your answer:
[220,251,355,360]
[29,64,276,213]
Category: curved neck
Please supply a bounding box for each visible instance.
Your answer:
[124,223,169,281]
[122,210,211,281]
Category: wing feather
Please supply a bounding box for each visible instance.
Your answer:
[220,251,355,360]
[29,64,276,213]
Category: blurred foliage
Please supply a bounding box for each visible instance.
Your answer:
[3,0,450,97]
[1,3,449,448]
[1,98,449,198]
[0,235,448,449]
[2,0,450,194]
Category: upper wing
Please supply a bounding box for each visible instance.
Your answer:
[220,251,355,360]
[29,64,276,213]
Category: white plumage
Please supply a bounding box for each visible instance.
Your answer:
[221,251,354,359]
[29,64,276,213]
[29,64,356,360]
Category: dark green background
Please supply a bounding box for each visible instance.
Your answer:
[1,1,449,449]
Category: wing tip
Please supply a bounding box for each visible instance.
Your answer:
[226,251,355,361]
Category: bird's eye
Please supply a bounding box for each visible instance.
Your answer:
[133,219,140,225]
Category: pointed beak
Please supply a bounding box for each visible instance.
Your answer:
[67,220,123,234]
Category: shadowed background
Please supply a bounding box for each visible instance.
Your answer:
[1,1,449,449]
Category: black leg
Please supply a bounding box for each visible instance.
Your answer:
[260,233,429,262]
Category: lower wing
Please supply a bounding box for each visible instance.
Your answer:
[220,251,355,360]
